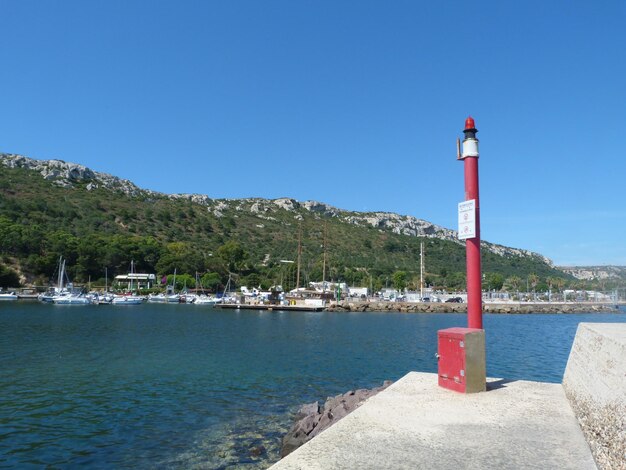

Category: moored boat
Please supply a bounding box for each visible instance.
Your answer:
[193,295,221,305]
[39,257,71,302]
[0,292,18,301]
[112,295,143,305]
[53,293,91,305]
[147,293,180,303]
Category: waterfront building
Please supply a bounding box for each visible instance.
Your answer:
[114,273,156,290]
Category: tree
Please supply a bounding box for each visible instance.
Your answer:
[383,239,403,253]
[163,273,195,292]
[0,217,22,254]
[446,271,466,290]
[555,277,565,293]
[200,272,222,292]
[0,264,20,288]
[485,272,504,291]
[528,273,539,300]
[156,241,203,275]
[505,275,522,292]
[242,273,261,289]
[217,241,247,273]
[392,271,407,290]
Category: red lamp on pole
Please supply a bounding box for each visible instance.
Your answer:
[436,117,487,394]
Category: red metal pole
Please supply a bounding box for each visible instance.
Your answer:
[462,117,483,329]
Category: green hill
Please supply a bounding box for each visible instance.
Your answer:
[0,153,572,292]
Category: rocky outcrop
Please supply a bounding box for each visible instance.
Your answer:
[272,198,300,211]
[169,193,213,205]
[280,381,393,458]
[0,153,156,196]
[325,301,619,314]
[559,265,626,281]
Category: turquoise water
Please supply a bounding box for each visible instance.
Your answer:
[1,303,624,468]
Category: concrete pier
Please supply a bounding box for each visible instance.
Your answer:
[216,303,324,312]
[271,372,595,469]
[272,322,626,469]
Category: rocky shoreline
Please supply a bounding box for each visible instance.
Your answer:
[325,301,620,314]
[280,381,393,458]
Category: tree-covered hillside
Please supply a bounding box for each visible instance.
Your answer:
[0,155,573,292]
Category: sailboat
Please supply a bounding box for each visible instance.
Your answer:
[38,256,69,302]
[92,267,114,304]
[193,272,220,305]
[220,273,236,304]
[50,258,91,305]
[166,269,181,303]
[147,269,180,303]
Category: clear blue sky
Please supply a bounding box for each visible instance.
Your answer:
[1,1,625,266]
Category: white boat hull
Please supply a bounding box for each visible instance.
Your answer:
[112,296,143,305]
[53,295,91,305]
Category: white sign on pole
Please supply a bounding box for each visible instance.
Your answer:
[458,199,476,240]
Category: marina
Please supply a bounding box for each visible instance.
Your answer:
[1,284,622,314]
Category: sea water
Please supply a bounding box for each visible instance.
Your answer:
[1,303,624,468]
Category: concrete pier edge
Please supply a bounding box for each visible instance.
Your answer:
[563,323,626,469]
[272,322,626,469]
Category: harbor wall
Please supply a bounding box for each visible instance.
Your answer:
[563,323,626,470]
[326,301,619,314]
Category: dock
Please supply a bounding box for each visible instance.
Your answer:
[17,294,39,300]
[215,303,325,312]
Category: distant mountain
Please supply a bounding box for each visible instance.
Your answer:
[558,266,626,282]
[0,152,568,289]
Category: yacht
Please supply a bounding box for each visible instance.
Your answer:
[53,293,91,305]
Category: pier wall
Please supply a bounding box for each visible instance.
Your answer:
[326,301,619,314]
[563,323,626,469]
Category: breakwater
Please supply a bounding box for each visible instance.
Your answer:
[280,381,393,458]
[326,301,619,314]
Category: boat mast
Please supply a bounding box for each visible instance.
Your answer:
[296,221,302,289]
[196,271,204,295]
[59,258,66,291]
[322,221,327,290]
[420,241,424,300]
[224,273,231,297]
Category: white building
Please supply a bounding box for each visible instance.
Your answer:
[114,273,156,290]
[348,287,369,298]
